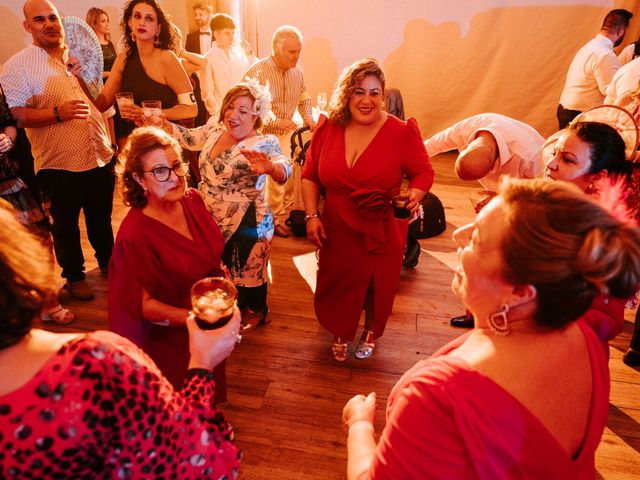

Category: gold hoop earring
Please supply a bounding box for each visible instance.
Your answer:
[487,303,510,336]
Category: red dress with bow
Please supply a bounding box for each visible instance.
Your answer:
[302,115,434,340]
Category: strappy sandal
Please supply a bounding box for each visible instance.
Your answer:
[331,337,348,362]
[355,330,376,359]
[240,307,269,334]
[43,305,75,325]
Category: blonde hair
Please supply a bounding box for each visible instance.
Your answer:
[328,58,385,126]
[86,7,110,41]
[499,178,640,328]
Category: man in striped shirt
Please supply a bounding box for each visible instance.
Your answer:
[244,25,315,238]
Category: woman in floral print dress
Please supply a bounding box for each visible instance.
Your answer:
[166,80,291,331]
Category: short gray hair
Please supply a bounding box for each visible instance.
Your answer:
[271,25,302,54]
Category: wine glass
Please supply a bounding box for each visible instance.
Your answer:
[190,277,238,330]
[317,92,327,112]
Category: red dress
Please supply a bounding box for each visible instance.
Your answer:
[108,189,227,400]
[370,319,609,479]
[0,331,240,478]
[302,115,434,340]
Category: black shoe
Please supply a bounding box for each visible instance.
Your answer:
[450,314,474,328]
[623,348,640,367]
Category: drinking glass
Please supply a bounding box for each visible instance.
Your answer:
[141,99,162,126]
[115,92,134,110]
[391,187,411,219]
[190,277,238,330]
[317,92,327,111]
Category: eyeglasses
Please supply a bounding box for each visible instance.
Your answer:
[142,163,189,182]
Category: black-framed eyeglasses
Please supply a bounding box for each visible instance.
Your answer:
[142,163,189,182]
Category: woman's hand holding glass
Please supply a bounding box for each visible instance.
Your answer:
[186,306,242,371]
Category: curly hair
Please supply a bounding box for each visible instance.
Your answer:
[0,199,55,350]
[217,84,263,129]
[119,126,183,208]
[499,178,640,329]
[328,58,385,126]
[86,7,110,41]
[121,0,179,55]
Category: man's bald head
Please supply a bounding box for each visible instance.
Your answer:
[22,0,64,51]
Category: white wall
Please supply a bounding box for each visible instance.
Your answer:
[2,0,637,137]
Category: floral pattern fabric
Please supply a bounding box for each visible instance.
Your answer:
[173,119,291,287]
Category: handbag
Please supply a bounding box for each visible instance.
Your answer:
[285,209,307,237]
[408,192,446,239]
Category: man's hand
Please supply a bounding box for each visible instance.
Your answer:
[58,100,90,121]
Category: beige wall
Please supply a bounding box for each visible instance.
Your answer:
[2,0,639,137]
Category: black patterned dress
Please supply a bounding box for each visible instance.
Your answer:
[0,85,46,227]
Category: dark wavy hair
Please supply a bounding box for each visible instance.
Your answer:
[0,199,54,350]
[121,0,179,55]
[500,178,640,329]
[567,121,628,175]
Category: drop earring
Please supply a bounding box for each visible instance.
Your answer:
[487,303,510,336]
[154,33,160,47]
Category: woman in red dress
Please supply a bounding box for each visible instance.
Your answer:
[343,179,640,479]
[0,197,242,478]
[108,126,229,400]
[302,58,434,361]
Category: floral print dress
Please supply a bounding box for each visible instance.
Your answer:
[173,120,291,287]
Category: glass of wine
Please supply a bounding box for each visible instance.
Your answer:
[317,92,327,112]
[190,277,237,330]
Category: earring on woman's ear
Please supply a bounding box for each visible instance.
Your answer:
[154,33,160,47]
[487,303,510,336]
[130,32,136,42]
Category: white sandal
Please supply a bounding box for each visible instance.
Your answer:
[43,305,75,325]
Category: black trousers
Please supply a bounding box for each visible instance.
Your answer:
[37,159,115,282]
[557,104,582,130]
[237,283,268,314]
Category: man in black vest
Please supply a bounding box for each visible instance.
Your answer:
[185,1,214,126]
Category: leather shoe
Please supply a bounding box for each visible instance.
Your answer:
[450,314,474,328]
[274,225,290,238]
[63,280,95,301]
[623,348,640,367]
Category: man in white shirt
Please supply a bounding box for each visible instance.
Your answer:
[2,0,115,301]
[424,113,544,193]
[185,1,214,127]
[604,56,640,105]
[557,9,633,129]
[200,14,255,118]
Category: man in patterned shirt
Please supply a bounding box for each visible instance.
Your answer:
[244,25,315,237]
[1,0,115,300]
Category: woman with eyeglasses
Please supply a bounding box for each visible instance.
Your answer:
[108,126,230,402]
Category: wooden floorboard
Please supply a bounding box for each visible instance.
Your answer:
[37,152,640,479]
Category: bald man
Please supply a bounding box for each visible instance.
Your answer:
[1,0,115,301]
[424,113,544,193]
[424,112,544,328]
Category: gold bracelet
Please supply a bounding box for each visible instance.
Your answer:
[304,213,320,222]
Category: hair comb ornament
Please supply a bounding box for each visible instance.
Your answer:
[242,77,272,121]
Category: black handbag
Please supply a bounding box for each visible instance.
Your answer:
[408,192,446,239]
[285,209,307,237]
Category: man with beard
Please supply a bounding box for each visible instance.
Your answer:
[185,1,214,126]
[557,9,633,129]
[1,0,115,301]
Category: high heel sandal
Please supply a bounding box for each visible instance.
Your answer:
[43,305,74,325]
[240,307,269,334]
[355,330,376,359]
[331,338,348,362]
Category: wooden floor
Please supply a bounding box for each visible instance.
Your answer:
[39,153,640,479]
